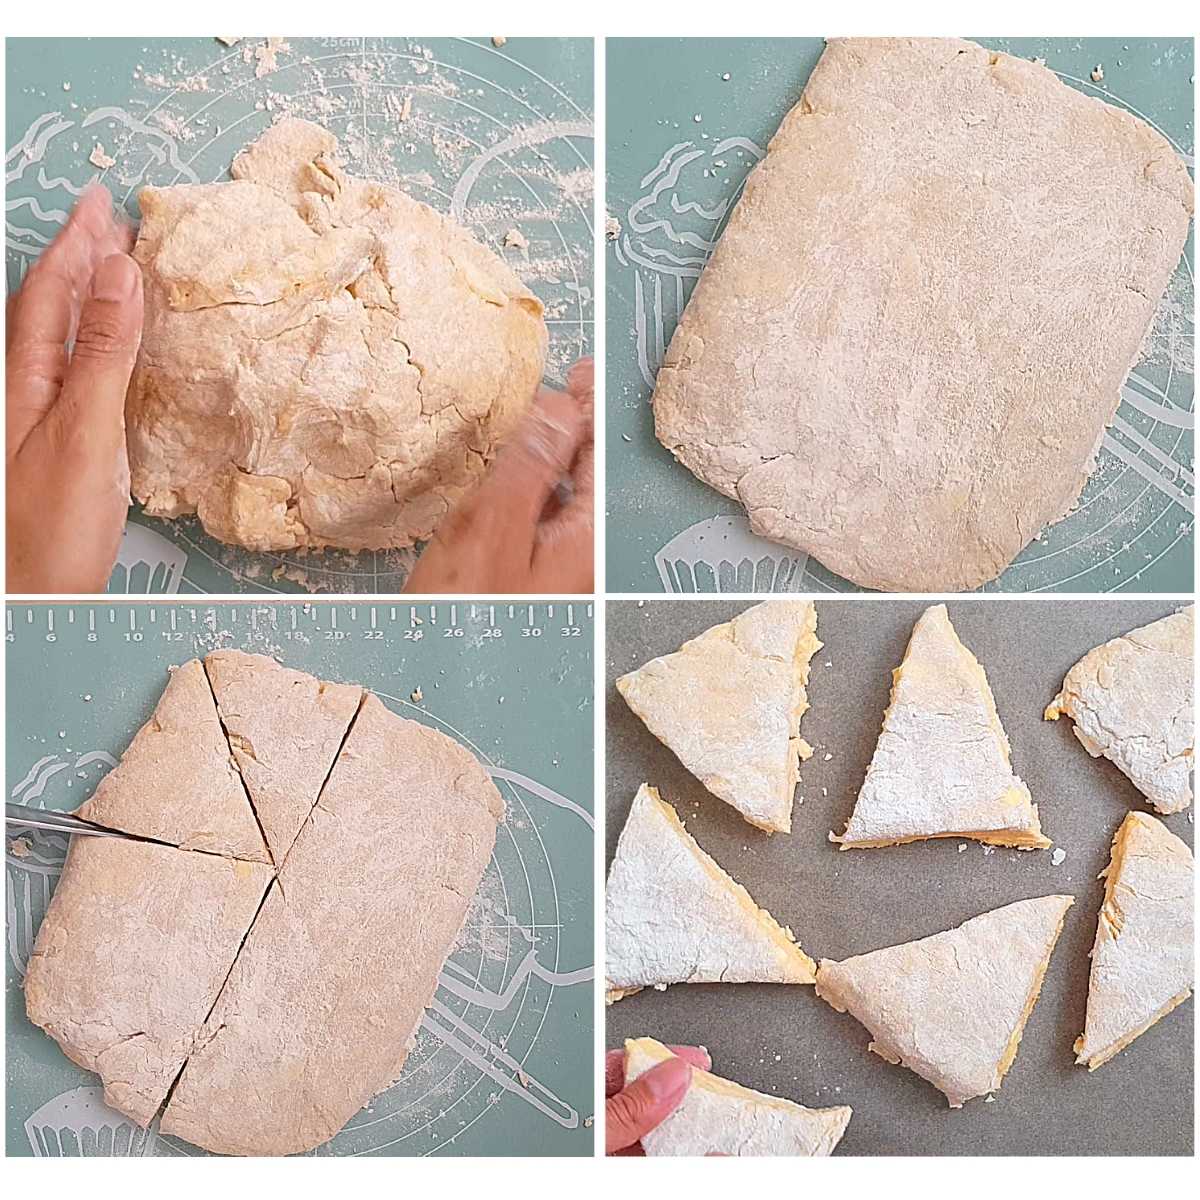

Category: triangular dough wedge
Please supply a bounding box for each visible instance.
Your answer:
[834,604,1049,849]
[1046,607,1194,814]
[1075,812,1193,1070]
[605,785,815,1003]
[204,650,364,862]
[625,1037,852,1156]
[76,659,270,862]
[815,895,1074,1107]
[616,600,821,832]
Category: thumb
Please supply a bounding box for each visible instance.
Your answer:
[43,252,143,457]
[605,1056,692,1154]
[476,388,583,530]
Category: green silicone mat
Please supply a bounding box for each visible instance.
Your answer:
[5,600,594,1156]
[606,38,1194,594]
[5,36,593,594]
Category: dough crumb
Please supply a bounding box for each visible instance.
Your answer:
[216,37,241,47]
[583,1115,594,1128]
[89,143,115,169]
[1051,848,1067,866]
[502,228,529,252]
[981,844,996,856]
[411,687,423,703]
[605,214,622,241]
[1091,64,1105,82]
[9,837,31,858]
[254,37,290,79]
[823,752,833,761]
[721,72,731,81]
[958,843,967,852]
[984,1095,996,1104]
[492,36,507,48]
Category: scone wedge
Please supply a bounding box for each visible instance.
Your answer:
[834,604,1049,849]
[606,785,815,1003]
[616,601,821,832]
[1046,607,1194,814]
[815,894,1074,1107]
[625,1037,852,1156]
[1075,812,1193,1070]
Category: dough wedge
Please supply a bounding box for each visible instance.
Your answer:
[834,604,1049,849]
[605,785,815,1003]
[815,894,1073,1107]
[1046,607,1194,814]
[1075,812,1193,1070]
[616,600,821,832]
[625,1037,852,1156]
[75,659,270,863]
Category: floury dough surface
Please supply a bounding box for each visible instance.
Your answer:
[625,1037,852,1156]
[24,838,271,1127]
[605,785,815,1001]
[651,38,1194,592]
[616,600,820,832]
[815,895,1074,1108]
[127,118,548,552]
[1046,607,1194,814]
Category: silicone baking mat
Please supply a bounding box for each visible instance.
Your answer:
[6,36,593,593]
[606,598,1193,1156]
[6,599,594,1156]
[606,38,1194,594]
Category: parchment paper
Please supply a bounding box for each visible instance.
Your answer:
[606,598,1193,1156]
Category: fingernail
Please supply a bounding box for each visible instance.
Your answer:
[89,253,138,302]
[641,1057,691,1103]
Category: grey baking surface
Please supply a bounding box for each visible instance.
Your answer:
[606,598,1194,1156]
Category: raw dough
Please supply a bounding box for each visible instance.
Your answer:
[616,600,820,832]
[159,694,504,1156]
[625,1037,852,1156]
[25,838,271,1126]
[1045,607,1194,814]
[815,894,1073,1107]
[127,118,547,552]
[651,38,1193,592]
[605,784,815,1003]
[1075,812,1193,1070]
[205,650,363,861]
[834,604,1049,849]
[75,659,269,863]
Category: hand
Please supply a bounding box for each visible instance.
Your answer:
[404,357,593,594]
[6,185,143,593]
[605,1044,709,1155]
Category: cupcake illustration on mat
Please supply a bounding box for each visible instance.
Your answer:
[654,515,810,593]
[25,1087,158,1157]
[613,137,763,388]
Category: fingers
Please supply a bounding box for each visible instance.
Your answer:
[6,186,128,455]
[605,1056,693,1154]
[42,253,143,471]
[605,1044,712,1096]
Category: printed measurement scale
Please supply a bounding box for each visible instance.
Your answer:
[6,36,594,594]
[6,602,594,1157]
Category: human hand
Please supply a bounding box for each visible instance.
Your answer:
[6,185,143,593]
[605,1044,709,1155]
[404,357,593,594]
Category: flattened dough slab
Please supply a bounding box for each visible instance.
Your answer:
[75,659,269,863]
[204,649,364,862]
[1075,812,1194,1070]
[652,38,1194,591]
[625,1037,852,1156]
[605,784,815,1003]
[815,894,1073,1107]
[835,604,1049,849]
[128,118,547,553]
[25,838,271,1127]
[616,600,820,832]
[1046,607,1194,814]
[159,694,504,1156]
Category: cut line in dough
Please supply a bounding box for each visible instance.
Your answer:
[624,1037,852,1156]
[1074,811,1193,1070]
[1046,606,1194,815]
[834,604,1049,850]
[815,894,1074,1107]
[605,784,816,1003]
[616,600,821,832]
